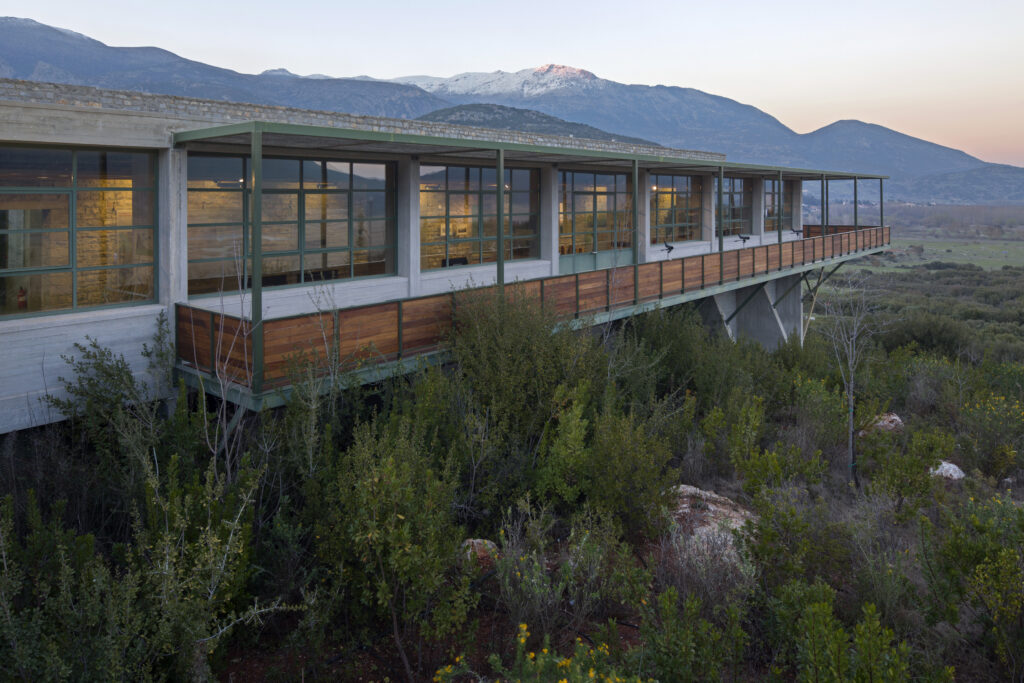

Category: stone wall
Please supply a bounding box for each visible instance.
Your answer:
[0,78,727,163]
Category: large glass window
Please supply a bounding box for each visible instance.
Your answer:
[716,177,752,237]
[558,171,633,255]
[764,179,793,232]
[419,165,539,270]
[187,155,395,295]
[0,147,156,317]
[650,174,702,244]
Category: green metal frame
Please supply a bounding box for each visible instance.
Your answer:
[172,121,889,181]
[0,147,159,320]
[648,173,702,244]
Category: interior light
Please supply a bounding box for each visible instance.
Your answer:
[651,185,658,191]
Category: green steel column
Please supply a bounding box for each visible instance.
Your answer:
[853,176,859,229]
[820,175,826,237]
[717,166,724,284]
[777,171,783,245]
[717,167,724,252]
[632,158,639,304]
[250,122,264,394]
[497,148,505,288]
[879,178,884,229]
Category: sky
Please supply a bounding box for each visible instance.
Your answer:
[4,0,1023,166]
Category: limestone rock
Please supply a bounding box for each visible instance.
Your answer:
[930,461,965,480]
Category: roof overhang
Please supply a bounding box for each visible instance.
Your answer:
[172,121,888,181]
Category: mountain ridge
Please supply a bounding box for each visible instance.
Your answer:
[1,17,1021,204]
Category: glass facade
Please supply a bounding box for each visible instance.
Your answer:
[419,165,539,270]
[716,177,752,237]
[187,155,394,295]
[764,179,793,232]
[558,171,633,256]
[0,147,156,317]
[650,174,702,244]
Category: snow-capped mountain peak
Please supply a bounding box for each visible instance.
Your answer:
[391,64,603,97]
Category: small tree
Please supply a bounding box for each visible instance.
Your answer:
[818,274,878,488]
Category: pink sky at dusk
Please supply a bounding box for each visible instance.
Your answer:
[7,0,1023,166]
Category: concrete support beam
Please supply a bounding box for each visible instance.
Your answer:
[700,173,715,243]
[637,169,651,262]
[396,158,420,297]
[541,165,559,275]
[158,148,188,307]
[751,178,766,238]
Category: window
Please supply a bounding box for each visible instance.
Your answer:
[419,165,539,270]
[558,171,633,255]
[0,147,156,317]
[187,155,394,295]
[716,177,752,237]
[764,179,793,232]
[650,174,702,244]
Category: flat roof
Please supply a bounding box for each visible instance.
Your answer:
[174,121,889,181]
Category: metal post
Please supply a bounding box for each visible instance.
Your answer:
[777,171,784,245]
[853,176,858,230]
[820,175,826,237]
[632,158,639,304]
[250,122,264,394]
[717,167,724,284]
[496,149,505,288]
[879,178,884,228]
[717,167,725,253]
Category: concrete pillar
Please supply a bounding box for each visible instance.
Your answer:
[638,169,651,262]
[750,178,765,238]
[541,165,559,275]
[700,174,715,243]
[789,180,803,232]
[396,158,420,296]
[770,273,803,344]
[158,147,188,307]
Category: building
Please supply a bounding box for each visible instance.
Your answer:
[0,79,889,434]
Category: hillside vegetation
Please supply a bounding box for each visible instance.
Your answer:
[2,265,1024,681]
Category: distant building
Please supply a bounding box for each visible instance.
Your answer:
[0,79,888,434]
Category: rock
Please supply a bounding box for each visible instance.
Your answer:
[930,461,965,480]
[671,484,756,538]
[461,538,499,572]
[858,412,904,437]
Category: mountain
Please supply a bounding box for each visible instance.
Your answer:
[395,65,804,167]
[395,66,1022,204]
[416,103,657,145]
[1,18,1020,204]
[0,17,447,117]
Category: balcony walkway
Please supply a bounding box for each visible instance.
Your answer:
[175,226,890,409]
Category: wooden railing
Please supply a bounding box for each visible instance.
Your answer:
[176,226,890,392]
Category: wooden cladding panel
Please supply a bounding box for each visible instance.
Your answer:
[263,313,334,382]
[508,281,541,302]
[682,257,702,291]
[802,240,813,264]
[754,246,768,274]
[577,271,608,313]
[781,243,794,268]
[739,250,754,278]
[702,254,721,286]
[213,315,252,387]
[610,267,635,306]
[722,251,739,281]
[402,295,453,353]
[545,276,577,316]
[176,306,210,373]
[638,263,661,300]
[662,259,683,294]
[767,246,781,271]
[337,302,400,362]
